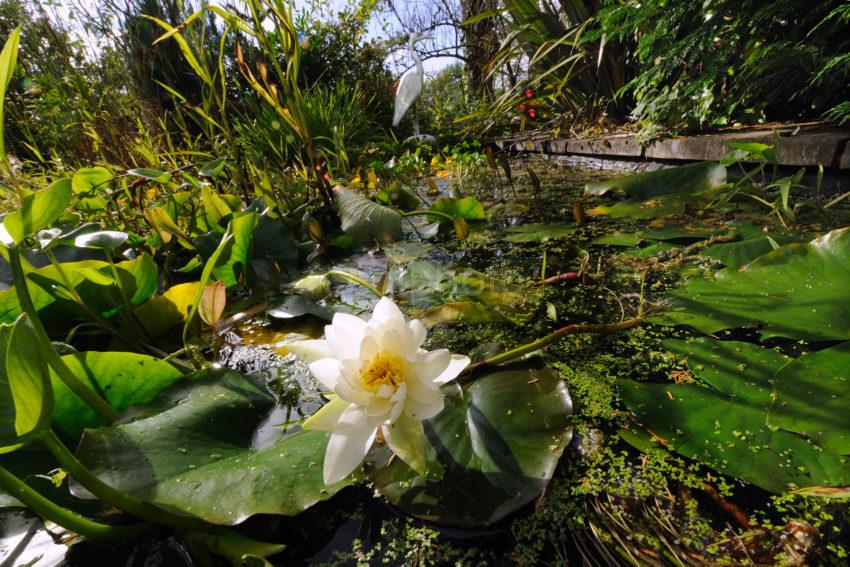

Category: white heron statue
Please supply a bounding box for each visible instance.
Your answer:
[392,32,436,143]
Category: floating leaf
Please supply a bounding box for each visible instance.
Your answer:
[620,338,850,492]
[266,294,333,321]
[699,222,810,268]
[75,368,351,524]
[504,222,576,243]
[654,228,850,341]
[584,162,727,198]
[365,358,572,526]
[334,187,402,245]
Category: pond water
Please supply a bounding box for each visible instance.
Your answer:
[4,158,849,566]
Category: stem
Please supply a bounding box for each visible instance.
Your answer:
[0,465,150,541]
[465,317,642,373]
[327,270,383,298]
[45,251,124,337]
[8,247,118,422]
[39,429,215,532]
[534,271,587,287]
[104,251,148,342]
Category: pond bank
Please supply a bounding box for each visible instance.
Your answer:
[496,121,850,193]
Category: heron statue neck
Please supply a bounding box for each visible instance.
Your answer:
[408,36,424,77]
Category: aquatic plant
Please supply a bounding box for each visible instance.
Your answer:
[290,297,470,484]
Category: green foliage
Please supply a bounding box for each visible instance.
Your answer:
[655,228,850,341]
[595,0,850,134]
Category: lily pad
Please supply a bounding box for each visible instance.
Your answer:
[75,368,352,525]
[620,338,850,492]
[699,222,810,268]
[584,162,727,199]
[504,222,576,243]
[654,228,850,341]
[364,358,572,526]
[266,295,333,321]
[334,187,403,245]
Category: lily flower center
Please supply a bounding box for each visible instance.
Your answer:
[361,351,405,392]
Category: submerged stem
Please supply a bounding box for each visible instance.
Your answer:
[0,465,150,541]
[327,270,383,298]
[465,317,642,373]
[8,247,118,422]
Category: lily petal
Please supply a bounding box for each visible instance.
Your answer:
[323,406,378,484]
[302,397,349,432]
[371,296,405,325]
[404,396,444,421]
[408,319,427,349]
[308,358,341,391]
[413,349,450,388]
[287,339,332,363]
[326,313,367,359]
[433,354,471,384]
[383,414,429,475]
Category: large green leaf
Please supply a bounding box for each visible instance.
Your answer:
[584,162,727,199]
[71,167,112,212]
[3,179,73,244]
[0,316,53,453]
[75,368,351,525]
[249,214,298,282]
[620,338,850,493]
[50,351,184,439]
[365,358,572,526]
[585,162,728,220]
[654,228,850,341]
[0,254,158,325]
[334,187,402,245]
[699,222,810,268]
[767,342,850,455]
[592,223,808,268]
[428,197,485,221]
[196,212,257,289]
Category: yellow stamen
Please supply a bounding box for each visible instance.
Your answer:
[361,351,405,392]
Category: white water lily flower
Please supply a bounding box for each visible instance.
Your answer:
[290,297,470,485]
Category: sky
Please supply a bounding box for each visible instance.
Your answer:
[44,0,455,79]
